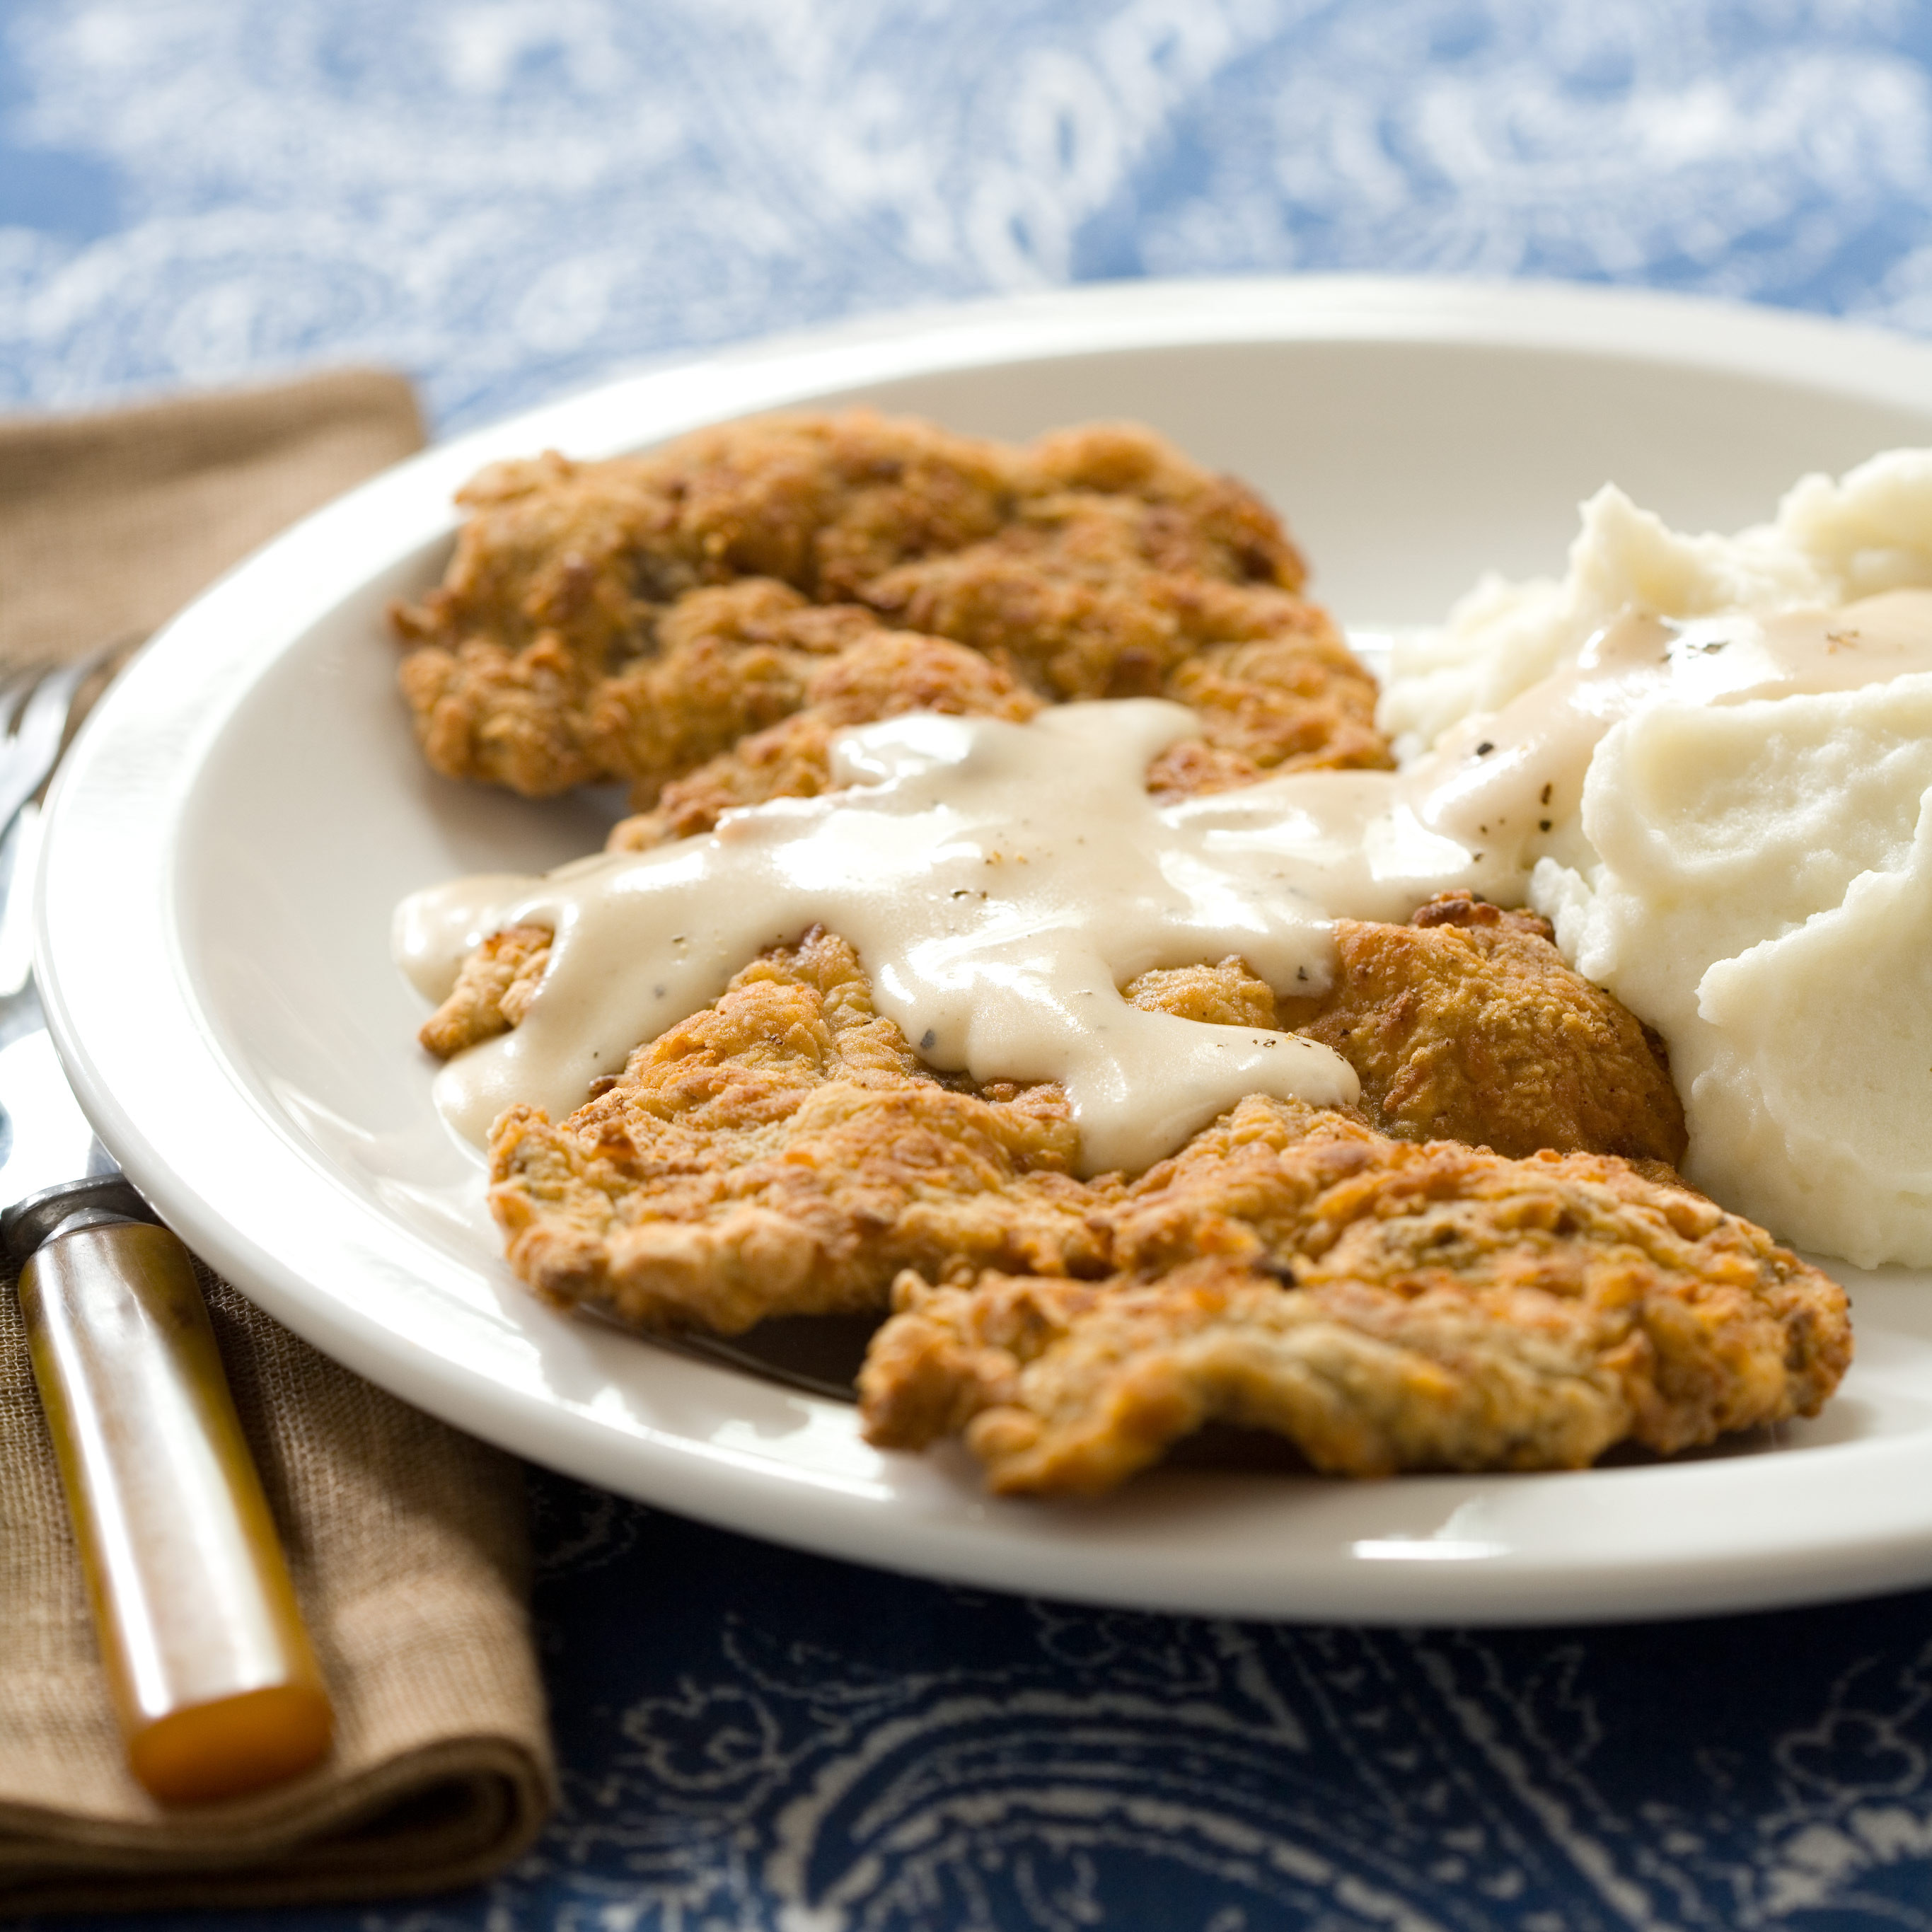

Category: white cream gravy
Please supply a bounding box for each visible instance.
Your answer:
[397,591,1932,1177]
[401,700,1479,1175]
[1408,589,1932,873]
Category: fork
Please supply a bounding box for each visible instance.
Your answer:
[0,647,334,1804]
[0,648,102,820]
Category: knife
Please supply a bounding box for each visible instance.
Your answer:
[0,799,334,1803]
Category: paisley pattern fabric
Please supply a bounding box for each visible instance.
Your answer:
[11,1,1932,1924]
[514,1488,1932,1932]
[6,0,1932,430]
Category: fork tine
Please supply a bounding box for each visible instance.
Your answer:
[0,664,44,739]
[0,644,117,834]
[0,669,68,833]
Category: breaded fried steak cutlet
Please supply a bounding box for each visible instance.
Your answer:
[478,922,1843,1493]
[857,1148,1849,1495]
[389,410,1391,819]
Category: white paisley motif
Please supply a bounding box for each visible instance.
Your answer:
[465,1479,1932,1931]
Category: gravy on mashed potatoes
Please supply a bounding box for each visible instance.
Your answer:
[1382,452,1932,1268]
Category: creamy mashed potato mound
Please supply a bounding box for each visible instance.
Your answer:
[1539,680,1932,1266]
[1380,448,1932,1269]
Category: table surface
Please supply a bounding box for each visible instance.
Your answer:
[10,1,1932,1926]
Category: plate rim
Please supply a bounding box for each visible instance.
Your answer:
[38,272,1932,1626]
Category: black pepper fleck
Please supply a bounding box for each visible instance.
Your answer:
[1475,741,1496,756]
[919,1029,937,1051]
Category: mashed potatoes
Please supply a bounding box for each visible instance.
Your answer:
[1380,450,1932,1268]
[1539,678,1932,1266]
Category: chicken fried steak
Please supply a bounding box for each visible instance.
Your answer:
[859,1123,1849,1494]
[482,927,1844,1491]
[391,411,1389,811]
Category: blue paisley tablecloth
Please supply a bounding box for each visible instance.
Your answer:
[9,3,1932,1926]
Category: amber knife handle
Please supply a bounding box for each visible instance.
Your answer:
[18,1209,332,1803]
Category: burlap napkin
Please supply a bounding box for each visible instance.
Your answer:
[0,371,555,1914]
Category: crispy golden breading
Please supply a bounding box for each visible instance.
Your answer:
[589,585,911,806]
[487,930,1116,1335]
[857,1105,1850,1493]
[865,497,1314,694]
[1146,637,1394,793]
[1122,957,1280,1031]
[1278,890,1688,1165]
[417,922,553,1058]
[607,625,1042,850]
[392,411,1389,806]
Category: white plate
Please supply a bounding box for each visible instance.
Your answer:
[39,277,1932,1625]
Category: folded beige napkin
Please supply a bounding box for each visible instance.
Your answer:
[0,371,555,1914]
